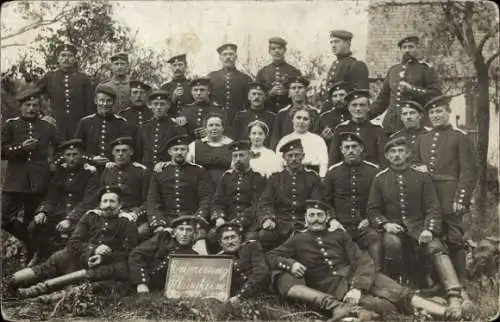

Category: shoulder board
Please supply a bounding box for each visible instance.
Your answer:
[267,110,277,116]
[362,160,380,169]
[132,162,147,170]
[83,163,97,173]
[319,110,332,117]
[419,60,433,68]
[119,107,132,113]
[278,105,291,113]
[304,168,319,176]
[223,168,234,174]
[338,120,350,126]
[374,168,389,178]
[216,250,225,255]
[81,113,96,120]
[186,161,203,168]
[5,117,20,123]
[115,114,128,122]
[423,126,432,132]
[389,129,404,139]
[328,161,344,171]
[452,127,467,135]
[85,209,102,216]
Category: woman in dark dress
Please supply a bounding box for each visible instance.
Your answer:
[187,113,233,189]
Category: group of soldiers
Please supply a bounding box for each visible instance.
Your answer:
[2,30,478,321]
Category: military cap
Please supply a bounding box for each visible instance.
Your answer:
[148,90,170,101]
[384,136,408,152]
[423,94,451,111]
[216,222,243,238]
[285,76,310,88]
[329,30,353,41]
[166,134,190,149]
[217,43,238,54]
[269,37,287,46]
[98,185,122,198]
[398,35,420,47]
[54,43,77,56]
[110,136,134,149]
[57,138,84,153]
[95,84,117,98]
[328,81,350,96]
[247,119,270,136]
[344,89,370,103]
[110,52,129,62]
[305,199,332,212]
[15,87,42,103]
[189,77,212,88]
[248,82,269,92]
[130,80,151,91]
[399,100,424,113]
[229,140,251,152]
[167,53,187,64]
[279,138,303,154]
[338,131,364,146]
[171,215,207,228]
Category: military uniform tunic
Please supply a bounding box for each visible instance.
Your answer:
[147,162,213,230]
[325,52,369,92]
[329,120,387,166]
[118,105,154,128]
[256,61,302,113]
[160,77,193,117]
[207,67,252,124]
[369,60,440,134]
[230,108,276,143]
[179,101,224,140]
[269,105,319,149]
[317,107,351,146]
[38,69,95,140]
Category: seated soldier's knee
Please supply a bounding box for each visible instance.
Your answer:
[425,239,447,256]
[275,272,305,296]
[383,233,403,259]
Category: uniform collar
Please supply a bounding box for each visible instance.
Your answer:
[389,164,411,173]
[433,124,452,132]
[285,166,304,175]
[336,51,352,59]
[271,60,287,67]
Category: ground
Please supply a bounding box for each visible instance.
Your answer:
[1,182,499,321]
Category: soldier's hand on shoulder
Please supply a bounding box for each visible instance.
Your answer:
[320,127,334,140]
[119,211,138,222]
[328,219,345,232]
[262,219,276,230]
[154,226,166,234]
[56,219,71,232]
[88,254,102,267]
[215,218,226,228]
[195,127,207,138]
[153,162,168,173]
[411,164,429,173]
[174,116,187,126]
[357,219,369,230]
[34,212,47,224]
[105,162,117,169]
[383,223,404,234]
[137,283,150,294]
[92,155,109,165]
[290,262,307,278]
[94,244,112,256]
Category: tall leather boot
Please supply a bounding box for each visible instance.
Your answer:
[432,253,463,319]
[448,247,467,283]
[367,241,383,272]
[18,269,88,298]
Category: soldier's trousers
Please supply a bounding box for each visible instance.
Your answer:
[442,213,467,283]
[345,225,383,269]
[28,213,68,258]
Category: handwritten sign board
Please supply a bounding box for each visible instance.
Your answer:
[164,254,233,301]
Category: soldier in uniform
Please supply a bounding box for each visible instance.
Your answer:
[129,215,204,294]
[414,95,477,308]
[216,223,270,302]
[367,137,464,318]
[99,52,131,112]
[207,43,252,125]
[317,81,351,146]
[269,76,319,149]
[160,54,194,118]
[135,90,186,170]
[255,37,302,113]
[329,89,387,166]
[325,30,369,102]
[30,139,100,263]
[323,132,382,270]
[369,36,440,135]
[257,139,324,251]
[118,80,153,128]
[1,87,61,265]
[231,82,276,144]
[178,77,223,140]
[74,84,133,168]
[267,199,460,321]
[8,186,138,297]
[37,44,95,140]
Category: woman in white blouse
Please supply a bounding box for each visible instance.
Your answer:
[275,108,329,177]
[247,120,281,178]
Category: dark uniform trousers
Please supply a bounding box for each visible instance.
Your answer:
[257,168,323,251]
[129,231,197,289]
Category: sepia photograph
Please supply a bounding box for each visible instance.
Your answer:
[1,0,499,320]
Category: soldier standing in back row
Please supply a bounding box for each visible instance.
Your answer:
[256,37,302,113]
[100,52,131,112]
[208,43,252,125]
[118,80,153,129]
[317,81,351,146]
[160,54,194,118]
[369,36,440,135]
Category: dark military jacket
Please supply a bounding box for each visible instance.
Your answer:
[36,163,100,225]
[128,231,197,286]
[325,52,369,92]
[258,167,323,234]
[1,116,61,192]
[67,210,138,265]
[135,116,187,170]
[179,101,224,140]
[328,120,388,167]
[219,240,270,299]
[74,113,133,159]
[256,61,302,113]
[207,67,252,124]
[269,104,319,149]
[317,106,351,147]
[100,162,149,216]
[230,108,276,143]
[414,125,477,214]
[160,77,194,117]
[118,105,154,128]
[147,161,213,229]
[267,229,376,300]
[367,167,441,238]
[324,160,379,227]
[212,168,267,230]
[369,60,440,134]
[38,68,95,140]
